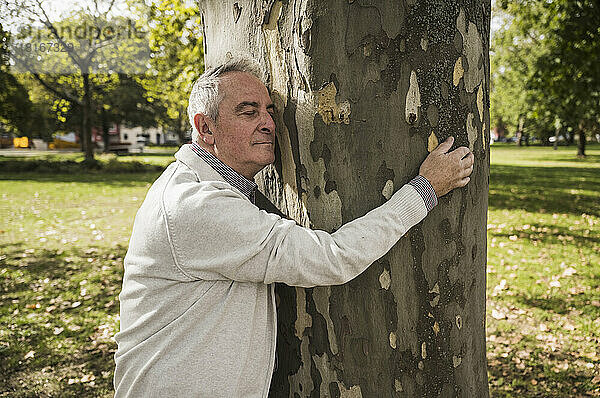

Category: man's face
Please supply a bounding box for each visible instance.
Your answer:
[212,71,276,180]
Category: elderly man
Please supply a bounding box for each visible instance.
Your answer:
[113,58,474,397]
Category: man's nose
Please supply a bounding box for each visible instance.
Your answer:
[260,111,275,134]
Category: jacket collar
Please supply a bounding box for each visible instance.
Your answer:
[174,144,227,183]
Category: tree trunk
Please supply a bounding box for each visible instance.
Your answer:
[200,1,490,396]
[82,73,94,163]
[516,117,524,147]
[578,125,586,158]
[102,108,111,154]
[175,110,187,145]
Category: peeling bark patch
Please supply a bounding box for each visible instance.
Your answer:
[405,70,421,124]
[288,338,315,396]
[429,282,440,307]
[263,0,282,30]
[429,283,440,295]
[453,355,462,368]
[338,383,363,397]
[476,84,484,122]
[394,378,403,392]
[379,268,391,290]
[456,8,484,92]
[317,82,351,125]
[452,57,464,87]
[382,180,394,200]
[313,353,339,397]
[483,123,487,150]
[313,287,339,355]
[466,113,477,151]
[427,131,438,152]
[389,331,397,349]
[295,287,312,339]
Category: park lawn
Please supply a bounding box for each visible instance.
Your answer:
[0,166,168,397]
[0,143,599,396]
[486,143,600,397]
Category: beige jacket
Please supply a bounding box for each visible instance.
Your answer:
[113,144,429,397]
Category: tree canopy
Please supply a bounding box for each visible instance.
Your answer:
[0,24,32,136]
[491,0,600,148]
[137,0,204,144]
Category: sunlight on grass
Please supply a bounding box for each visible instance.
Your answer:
[1,144,599,396]
[486,143,600,397]
[0,171,164,397]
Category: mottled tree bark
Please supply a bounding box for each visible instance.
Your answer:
[199,1,490,396]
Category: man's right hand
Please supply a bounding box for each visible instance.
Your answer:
[418,136,474,198]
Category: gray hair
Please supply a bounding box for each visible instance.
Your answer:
[187,57,266,144]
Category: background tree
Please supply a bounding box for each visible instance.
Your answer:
[92,73,164,152]
[201,1,490,396]
[0,24,33,136]
[491,0,600,155]
[137,0,204,144]
[3,0,151,162]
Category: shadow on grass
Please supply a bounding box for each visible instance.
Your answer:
[508,291,600,318]
[489,165,600,217]
[488,344,598,397]
[491,223,600,246]
[0,243,127,397]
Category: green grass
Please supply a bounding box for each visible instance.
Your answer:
[486,143,600,397]
[0,154,173,397]
[1,144,599,396]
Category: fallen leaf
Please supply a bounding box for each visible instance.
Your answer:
[491,309,506,320]
[80,374,96,383]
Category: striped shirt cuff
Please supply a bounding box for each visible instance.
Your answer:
[408,175,438,212]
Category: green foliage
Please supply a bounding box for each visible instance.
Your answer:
[491,0,600,141]
[1,2,167,157]
[136,0,204,143]
[0,24,33,135]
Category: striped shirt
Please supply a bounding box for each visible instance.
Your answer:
[190,142,437,212]
[408,175,438,212]
[190,142,258,204]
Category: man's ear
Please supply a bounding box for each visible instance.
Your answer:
[194,113,215,144]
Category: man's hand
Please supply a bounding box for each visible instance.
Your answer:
[418,136,474,198]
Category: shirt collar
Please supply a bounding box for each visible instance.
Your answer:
[190,142,258,203]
